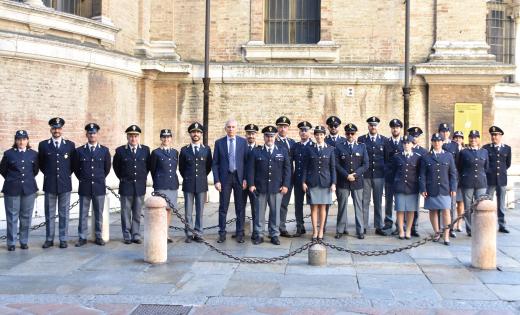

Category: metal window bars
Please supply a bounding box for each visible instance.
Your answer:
[486,0,516,82]
[265,0,321,44]
[11,0,101,19]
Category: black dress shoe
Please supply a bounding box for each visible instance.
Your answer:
[7,245,15,251]
[271,236,280,245]
[184,237,192,243]
[60,241,69,248]
[217,235,226,243]
[280,231,292,238]
[74,239,86,247]
[20,244,28,250]
[444,241,450,246]
[300,227,307,235]
[449,231,457,238]
[193,235,203,243]
[253,237,264,245]
[124,239,132,244]
[467,231,472,237]
[42,241,54,248]
[375,229,386,236]
[132,239,142,244]
[334,233,342,239]
[411,230,420,237]
[499,227,510,233]
[167,238,174,243]
[236,235,245,243]
[95,238,105,246]
[405,236,411,240]
[357,234,365,240]
[398,235,405,240]
[364,228,367,234]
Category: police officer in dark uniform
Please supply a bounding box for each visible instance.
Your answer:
[179,122,212,242]
[243,123,260,240]
[274,116,296,237]
[325,116,345,147]
[248,126,291,245]
[383,118,404,234]
[357,116,387,235]
[150,129,179,243]
[291,121,314,237]
[457,130,488,236]
[335,123,369,239]
[72,123,111,247]
[113,125,150,244]
[483,126,511,233]
[39,117,76,249]
[1,130,39,251]
[407,126,427,236]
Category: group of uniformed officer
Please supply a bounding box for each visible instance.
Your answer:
[0,115,512,250]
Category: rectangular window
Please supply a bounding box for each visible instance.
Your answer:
[265,0,321,44]
[486,0,515,82]
[11,0,101,19]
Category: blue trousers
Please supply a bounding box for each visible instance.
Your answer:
[4,194,36,246]
[44,192,71,242]
[362,178,385,229]
[487,185,507,228]
[462,187,487,233]
[279,183,293,232]
[384,181,394,227]
[254,192,282,238]
[78,194,105,240]
[218,172,245,237]
[120,194,145,241]
[184,192,206,237]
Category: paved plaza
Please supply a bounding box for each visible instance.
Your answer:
[0,199,519,314]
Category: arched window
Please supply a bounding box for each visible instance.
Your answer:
[265,0,321,44]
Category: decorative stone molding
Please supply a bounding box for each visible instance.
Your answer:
[0,0,119,47]
[134,40,180,60]
[414,63,515,85]
[428,41,496,63]
[24,0,45,7]
[242,41,340,63]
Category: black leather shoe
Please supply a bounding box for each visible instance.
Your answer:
[364,228,367,234]
[124,239,132,244]
[391,229,400,236]
[167,238,174,243]
[444,241,450,246]
[20,244,28,250]
[236,235,245,243]
[60,241,69,248]
[411,230,420,237]
[334,233,342,239]
[193,235,203,243]
[280,231,292,238]
[42,241,54,249]
[253,237,264,245]
[271,236,280,245]
[95,238,105,246]
[467,231,472,237]
[375,228,386,236]
[7,245,15,251]
[217,235,226,243]
[343,231,349,235]
[499,227,510,233]
[300,227,307,234]
[74,239,86,247]
[357,234,365,240]
[132,239,142,244]
[184,237,192,243]
[449,231,457,238]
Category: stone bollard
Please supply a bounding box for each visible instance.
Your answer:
[471,199,497,269]
[144,196,168,264]
[308,243,327,266]
[90,196,110,242]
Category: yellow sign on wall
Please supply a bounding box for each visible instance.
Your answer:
[454,103,482,139]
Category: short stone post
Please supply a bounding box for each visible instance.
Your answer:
[144,196,168,264]
[90,195,110,242]
[471,199,497,269]
[308,243,327,266]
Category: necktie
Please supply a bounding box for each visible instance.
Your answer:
[371,137,375,142]
[249,145,253,151]
[55,141,59,149]
[132,147,136,156]
[268,148,272,156]
[284,139,290,149]
[229,138,236,172]
[194,146,199,155]
[90,146,94,153]
[318,146,322,154]
[349,143,353,151]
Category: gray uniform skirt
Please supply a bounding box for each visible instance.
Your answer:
[424,195,451,210]
[308,187,332,205]
[394,193,419,212]
[155,189,178,209]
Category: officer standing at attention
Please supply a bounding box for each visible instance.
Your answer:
[383,118,404,234]
[113,125,150,244]
[325,116,345,147]
[248,126,291,245]
[243,124,260,240]
[458,130,488,237]
[452,131,465,234]
[72,123,111,247]
[0,130,39,251]
[357,116,387,235]
[483,126,511,233]
[39,117,76,249]
[179,123,213,243]
[274,116,296,237]
[291,121,314,237]
[439,123,460,238]
[335,123,369,239]
[150,129,179,243]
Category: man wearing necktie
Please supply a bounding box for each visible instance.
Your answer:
[72,123,111,247]
[325,116,345,147]
[213,119,248,243]
[274,116,296,237]
[243,124,260,240]
[113,125,150,244]
[38,117,76,249]
[483,126,511,233]
[383,118,404,234]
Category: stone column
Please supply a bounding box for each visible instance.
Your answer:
[90,196,110,242]
[144,196,168,264]
[471,199,497,270]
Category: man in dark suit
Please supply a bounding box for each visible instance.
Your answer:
[213,119,248,243]
[274,116,296,237]
[179,122,212,242]
[113,125,150,244]
[39,117,76,249]
[247,126,291,245]
[484,126,512,233]
[72,123,111,247]
[243,123,260,240]
[383,118,404,234]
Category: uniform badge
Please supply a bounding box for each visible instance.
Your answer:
[64,153,69,159]
[132,125,136,131]
[355,153,360,156]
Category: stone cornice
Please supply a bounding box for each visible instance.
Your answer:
[242,41,340,63]
[415,63,515,85]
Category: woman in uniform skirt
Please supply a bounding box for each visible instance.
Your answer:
[0,130,39,251]
[387,136,420,239]
[302,126,336,241]
[452,131,465,232]
[419,133,457,245]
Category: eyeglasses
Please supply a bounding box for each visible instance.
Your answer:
[346,132,355,136]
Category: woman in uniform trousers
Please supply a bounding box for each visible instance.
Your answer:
[419,133,457,245]
[457,130,489,237]
[302,126,336,241]
[0,130,39,251]
[150,129,179,243]
[387,136,421,239]
[452,131,465,233]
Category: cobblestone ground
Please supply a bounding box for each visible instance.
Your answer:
[0,199,519,314]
